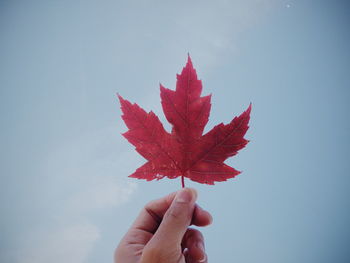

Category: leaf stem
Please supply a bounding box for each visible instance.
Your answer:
[181,175,185,188]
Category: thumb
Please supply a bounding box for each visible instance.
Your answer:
[152,188,197,246]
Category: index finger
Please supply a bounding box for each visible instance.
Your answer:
[131,191,177,233]
[130,190,212,234]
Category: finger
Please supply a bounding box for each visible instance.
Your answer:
[131,191,177,233]
[182,228,207,263]
[191,204,213,227]
[130,190,209,234]
[151,188,197,246]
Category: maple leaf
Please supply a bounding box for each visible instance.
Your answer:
[118,56,251,186]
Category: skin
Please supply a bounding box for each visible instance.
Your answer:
[115,188,212,263]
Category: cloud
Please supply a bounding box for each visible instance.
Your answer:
[67,176,137,216]
[41,124,139,220]
[17,223,100,263]
[165,0,277,65]
[113,0,278,76]
[15,125,138,263]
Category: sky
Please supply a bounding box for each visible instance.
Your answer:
[0,0,349,262]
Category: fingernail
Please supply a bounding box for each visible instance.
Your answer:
[198,254,207,262]
[175,188,194,203]
[196,243,206,263]
[208,213,213,225]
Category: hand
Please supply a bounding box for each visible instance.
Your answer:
[114,188,212,263]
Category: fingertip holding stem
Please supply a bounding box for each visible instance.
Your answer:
[175,188,197,204]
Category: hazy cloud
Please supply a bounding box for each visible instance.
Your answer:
[15,125,138,263]
[17,223,100,263]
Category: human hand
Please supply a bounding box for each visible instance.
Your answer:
[114,188,212,263]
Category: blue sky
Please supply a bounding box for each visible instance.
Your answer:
[1,0,349,262]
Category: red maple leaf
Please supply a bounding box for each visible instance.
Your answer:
[118,56,251,187]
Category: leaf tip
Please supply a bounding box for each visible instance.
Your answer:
[186,53,193,67]
[117,93,124,103]
[159,83,166,90]
[246,103,252,114]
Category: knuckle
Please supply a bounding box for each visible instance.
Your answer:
[187,228,203,238]
[185,228,204,243]
[193,228,204,240]
[144,200,154,210]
